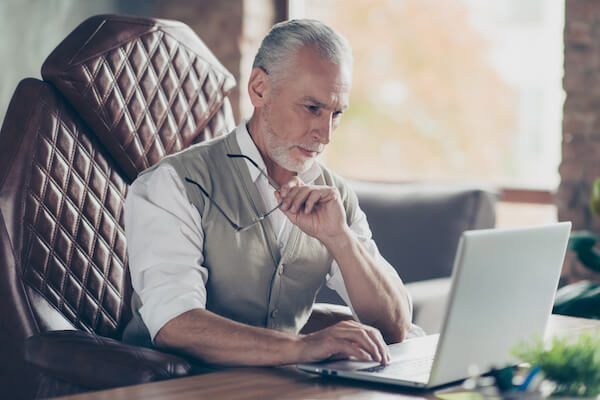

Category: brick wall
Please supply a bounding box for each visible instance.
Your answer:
[559,0,600,283]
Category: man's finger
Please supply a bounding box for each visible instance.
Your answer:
[330,326,383,363]
[304,188,332,214]
[366,327,390,365]
[280,176,303,196]
[286,186,314,213]
[279,184,304,211]
[337,321,388,364]
[330,340,372,362]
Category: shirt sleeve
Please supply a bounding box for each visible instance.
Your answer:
[325,206,407,320]
[124,164,208,341]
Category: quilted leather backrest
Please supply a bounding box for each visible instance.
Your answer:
[41,14,236,182]
[1,78,130,340]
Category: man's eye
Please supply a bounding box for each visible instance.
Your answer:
[305,105,320,114]
[333,111,343,119]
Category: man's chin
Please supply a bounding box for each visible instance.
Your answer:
[280,158,314,174]
[292,156,316,173]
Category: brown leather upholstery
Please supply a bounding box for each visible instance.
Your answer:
[25,330,191,389]
[0,14,236,399]
[42,14,235,183]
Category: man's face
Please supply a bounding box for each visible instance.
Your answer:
[260,45,352,174]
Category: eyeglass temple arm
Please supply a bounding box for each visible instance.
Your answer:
[183,177,243,231]
[226,154,281,192]
[184,177,281,233]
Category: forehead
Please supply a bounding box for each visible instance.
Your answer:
[281,45,352,108]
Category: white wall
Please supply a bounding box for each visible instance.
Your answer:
[0,0,153,124]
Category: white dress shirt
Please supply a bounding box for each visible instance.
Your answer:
[125,122,401,341]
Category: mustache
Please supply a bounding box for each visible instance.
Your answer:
[298,143,324,153]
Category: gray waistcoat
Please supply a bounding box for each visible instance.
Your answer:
[123,131,359,346]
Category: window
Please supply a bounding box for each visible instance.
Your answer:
[289,0,564,226]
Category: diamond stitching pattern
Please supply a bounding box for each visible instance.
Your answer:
[22,96,128,337]
[67,30,231,180]
[21,17,235,340]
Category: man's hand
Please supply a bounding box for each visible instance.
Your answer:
[296,320,391,364]
[275,177,347,242]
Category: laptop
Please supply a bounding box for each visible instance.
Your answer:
[298,222,572,388]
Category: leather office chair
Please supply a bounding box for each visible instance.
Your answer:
[0,14,236,399]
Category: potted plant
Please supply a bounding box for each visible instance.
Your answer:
[512,333,600,397]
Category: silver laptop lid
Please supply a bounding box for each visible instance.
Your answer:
[429,222,571,386]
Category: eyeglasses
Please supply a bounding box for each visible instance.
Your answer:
[184,154,283,232]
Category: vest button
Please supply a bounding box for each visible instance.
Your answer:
[271,308,279,318]
[278,264,285,275]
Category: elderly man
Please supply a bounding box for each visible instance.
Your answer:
[123,19,413,366]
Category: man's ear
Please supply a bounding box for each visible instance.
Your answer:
[248,67,270,107]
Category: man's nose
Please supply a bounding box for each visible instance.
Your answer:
[313,114,332,145]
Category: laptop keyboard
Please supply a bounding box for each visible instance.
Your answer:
[358,355,434,376]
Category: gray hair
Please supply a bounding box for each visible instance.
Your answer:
[252,19,353,85]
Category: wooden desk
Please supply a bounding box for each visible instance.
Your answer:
[53,315,600,400]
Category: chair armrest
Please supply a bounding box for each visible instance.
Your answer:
[25,330,191,390]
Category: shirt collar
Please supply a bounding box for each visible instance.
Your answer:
[234,121,321,185]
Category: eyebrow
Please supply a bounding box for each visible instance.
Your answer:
[302,96,349,112]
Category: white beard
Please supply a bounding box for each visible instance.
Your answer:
[263,127,314,173]
[261,102,317,174]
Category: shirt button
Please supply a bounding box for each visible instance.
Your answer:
[271,308,279,318]
[278,264,285,275]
